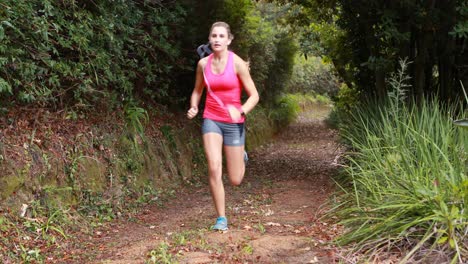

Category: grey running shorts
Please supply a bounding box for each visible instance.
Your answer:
[202,118,245,146]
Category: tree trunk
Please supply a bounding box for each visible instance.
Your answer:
[375,69,386,99]
[332,60,353,90]
[437,0,457,102]
[413,0,436,101]
[414,32,427,101]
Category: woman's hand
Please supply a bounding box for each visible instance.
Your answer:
[187,106,198,119]
[227,105,242,122]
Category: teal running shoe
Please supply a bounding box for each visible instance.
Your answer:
[212,216,228,231]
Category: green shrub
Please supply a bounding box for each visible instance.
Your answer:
[0,0,185,109]
[328,83,360,128]
[287,55,340,96]
[269,94,300,128]
[334,62,467,262]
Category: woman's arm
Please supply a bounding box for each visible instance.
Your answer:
[234,55,259,115]
[187,59,206,119]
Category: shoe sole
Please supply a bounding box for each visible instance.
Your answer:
[212,226,228,231]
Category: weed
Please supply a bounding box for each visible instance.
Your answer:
[160,125,177,150]
[146,242,178,264]
[124,101,149,147]
[136,184,160,205]
[257,222,266,234]
[241,243,254,255]
[0,199,72,262]
[77,190,116,223]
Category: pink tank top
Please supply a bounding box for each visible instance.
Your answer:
[203,51,245,123]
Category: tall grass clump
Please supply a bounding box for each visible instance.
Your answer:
[334,60,467,263]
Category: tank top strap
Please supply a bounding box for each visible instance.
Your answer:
[226,51,234,75]
[206,53,214,74]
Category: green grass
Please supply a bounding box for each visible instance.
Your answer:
[0,201,71,262]
[333,61,467,263]
[145,229,214,264]
[268,92,331,128]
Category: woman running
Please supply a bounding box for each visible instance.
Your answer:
[187,21,259,231]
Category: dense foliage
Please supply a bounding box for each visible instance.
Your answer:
[334,61,467,262]
[0,0,300,112]
[273,0,468,103]
[209,1,298,104]
[286,55,339,96]
[0,0,187,111]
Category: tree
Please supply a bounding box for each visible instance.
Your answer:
[271,0,468,103]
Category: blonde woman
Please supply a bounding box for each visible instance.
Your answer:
[187,21,259,230]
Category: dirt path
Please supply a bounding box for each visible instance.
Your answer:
[85,105,343,264]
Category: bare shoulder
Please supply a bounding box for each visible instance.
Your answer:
[233,53,246,65]
[198,57,209,68]
[233,54,248,73]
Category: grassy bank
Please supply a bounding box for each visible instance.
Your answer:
[333,64,467,263]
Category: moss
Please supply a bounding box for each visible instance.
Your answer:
[153,135,178,183]
[42,186,77,207]
[138,143,161,187]
[77,157,106,193]
[247,117,275,149]
[0,174,25,200]
[170,130,192,183]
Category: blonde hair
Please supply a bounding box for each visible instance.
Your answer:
[210,21,234,40]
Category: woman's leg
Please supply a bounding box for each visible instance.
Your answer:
[203,132,225,217]
[224,145,246,186]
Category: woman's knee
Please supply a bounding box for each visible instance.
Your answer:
[229,172,244,186]
[207,159,222,176]
[230,179,242,186]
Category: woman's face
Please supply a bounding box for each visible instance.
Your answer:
[209,26,231,52]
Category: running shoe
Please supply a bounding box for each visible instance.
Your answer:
[212,216,228,231]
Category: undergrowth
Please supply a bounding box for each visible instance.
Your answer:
[269,92,330,128]
[0,182,178,263]
[333,59,467,263]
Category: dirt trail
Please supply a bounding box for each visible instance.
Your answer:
[86,105,343,264]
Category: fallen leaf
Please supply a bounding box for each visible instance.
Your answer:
[263,209,274,216]
[243,199,253,205]
[310,256,319,263]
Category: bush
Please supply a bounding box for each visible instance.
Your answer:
[287,55,340,96]
[0,0,185,109]
[268,94,301,128]
[333,62,467,262]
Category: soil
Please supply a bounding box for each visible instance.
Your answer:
[77,105,345,264]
